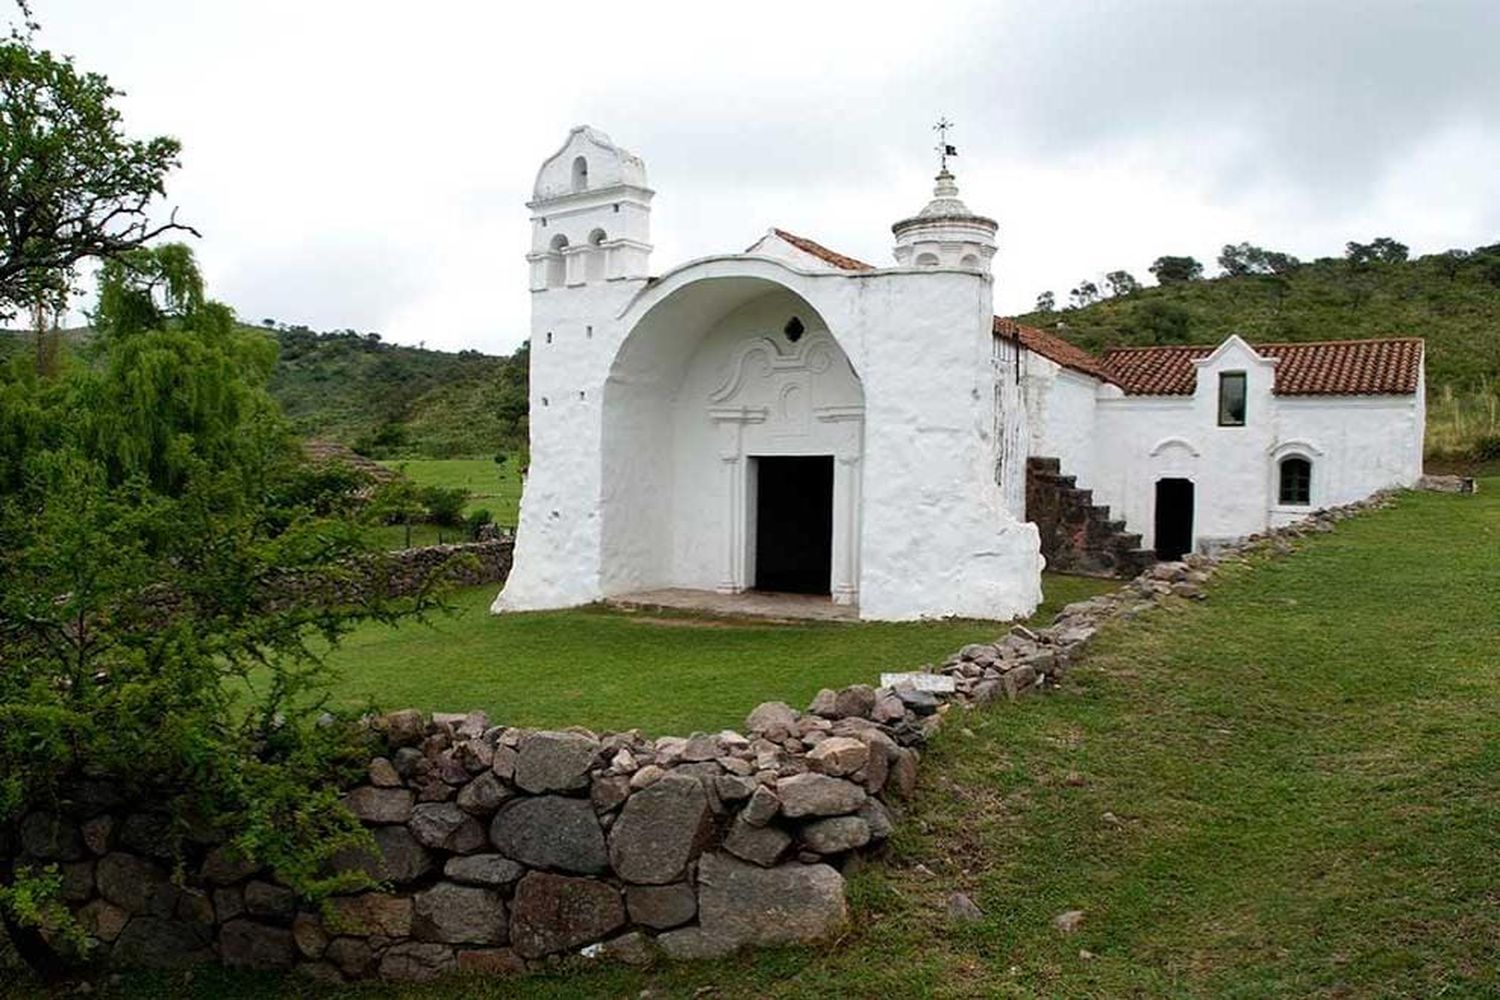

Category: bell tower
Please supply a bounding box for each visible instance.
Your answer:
[891,119,997,272]
[527,126,652,290]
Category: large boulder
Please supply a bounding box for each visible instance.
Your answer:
[745,701,799,740]
[658,853,846,959]
[444,854,526,887]
[490,796,607,874]
[509,872,626,958]
[625,883,697,930]
[805,737,869,777]
[775,773,866,818]
[378,941,456,982]
[408,802,486,853]
[96,852,172,916]
[456,772,513,816]
[799,815,871,854]
[412,882,508,945]
[722,816,791,868]
[607,773,712,885]
[111,916,214,968]
[513,731,600,794]
[344,786,414,824]
[219,919,297,970]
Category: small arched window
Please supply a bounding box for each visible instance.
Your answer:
[915,252,940,268]
[960,254,979,269]
[588,228,606,246]
[1279,456,1311,505]
[546,234,569,288]
[571,156,588,192]
[585,228,607,282]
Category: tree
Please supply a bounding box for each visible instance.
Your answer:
[1068,280,1100,309]
[1128,300,1192,344]
[1346,236,1409,266]
[0,23,195,323]
[1149,255,1203,283]
[0,246,445,968]
[1219,243,1302,278]
[1104,270,1140,297]
[1034,290,1055,313]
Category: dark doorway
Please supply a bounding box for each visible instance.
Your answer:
[754,456,834,595]
[1154,478,1195,560]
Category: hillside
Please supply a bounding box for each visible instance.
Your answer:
[268,325,528,458]
[1014,243,1500,392]
[1,324,530,460]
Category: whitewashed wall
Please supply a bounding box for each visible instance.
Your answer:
[1021,352,1102,493]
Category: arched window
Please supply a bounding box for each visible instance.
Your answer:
[571,156,588,192]
[915,252,940,268]
[585,228,607,282]
[1278,456,1311,505]
[546,233,569,288]
[960,254,979,269]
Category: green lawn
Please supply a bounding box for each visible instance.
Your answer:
[14,484,1500,998]
[304,573,1117,735]
[377,458,522,525]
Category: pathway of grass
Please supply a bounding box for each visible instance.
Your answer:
[17,485,1498,998]
[307,573,1116,735]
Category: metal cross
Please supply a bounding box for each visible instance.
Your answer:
[934,117,955,171]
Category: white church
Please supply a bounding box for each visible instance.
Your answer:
[494,126,1425,622]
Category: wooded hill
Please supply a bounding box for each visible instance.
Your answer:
[1014,240,1500,392]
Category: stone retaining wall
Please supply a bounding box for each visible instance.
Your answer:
[378,539,513,596]
[0,496,1394,984]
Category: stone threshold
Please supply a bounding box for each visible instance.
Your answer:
[605,588,859,622]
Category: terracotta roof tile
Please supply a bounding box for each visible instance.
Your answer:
[993,317,1115,383]
[765,228,875,272]
[1101,338,1423,396]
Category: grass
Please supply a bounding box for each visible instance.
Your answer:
[377,458,523,525]
[12,483,1499,998]
[304,573,1117,736]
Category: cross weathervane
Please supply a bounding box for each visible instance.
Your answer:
[934,118,957,171]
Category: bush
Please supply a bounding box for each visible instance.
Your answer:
[1473,434,1500,461]
[422,485,468,526]
[465,507,494,540]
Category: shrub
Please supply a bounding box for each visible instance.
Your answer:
[466,507,494,540]
[422,484,469,526]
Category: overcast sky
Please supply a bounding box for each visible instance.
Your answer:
[29,0,1500,354]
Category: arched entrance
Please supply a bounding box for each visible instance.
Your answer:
[601,275,864,604]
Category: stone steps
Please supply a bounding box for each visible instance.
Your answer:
[1024,456,1158,578]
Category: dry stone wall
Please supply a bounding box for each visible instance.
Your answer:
[0,496,1394,984]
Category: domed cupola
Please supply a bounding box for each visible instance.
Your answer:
[892,121,997,272]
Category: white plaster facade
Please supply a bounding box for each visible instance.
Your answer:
[496,125,1425,620]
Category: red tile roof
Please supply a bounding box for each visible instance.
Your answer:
[993,317,1115,383]
[764,228,875,272]
[1101,338,1423,396]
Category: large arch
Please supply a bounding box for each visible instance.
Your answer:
[601,267,865,603]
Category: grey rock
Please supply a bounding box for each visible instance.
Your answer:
[76,898,130,943]
[111,916,213,968]
[805,736,869,777]
[219,919,297,970]
[344,786,414,824]
[625,883,697,930]
[833,684,877,719]
[58,859,94,902]
[325,936,375,978]
[895,687,940,715]
[80,814,114,856]
[745,701,799,739]
[456,771,513,816]
[201,843,260,885]
[608,773,712,885]
[455,947,527,974]
[859,798,894,841]
[243,880,296,920]
[722,816,791,868]
[600,930,655,967]
[117,813,175,859]
[590,774,632,813]
[378,709,427,747]
[509,872,625,959]
[444,854,526,887]
[368,757,402,787]
[96,852,171,916]
[715,774,756,802]
[629,764,666,790]
[292,912,329,959]
[326,893,413,937]
[213,887,245,923]
[740,785,780,827]
[776,773,866,818]
[409,802,486,853]
[378,941,456,982]
[513,731,600,794]
[807,688,839,717]
[19,812,83,861]
[947,892,984,923]
[490,795,607,874]
[693,853,847,953]
[413,882,508,944]
[1054,909,1085,934]
[799,816,870,854]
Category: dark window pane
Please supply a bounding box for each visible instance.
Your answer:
[1279,457,1311,504]
[1219,372,1247,426]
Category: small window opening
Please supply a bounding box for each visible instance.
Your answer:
[915,252,941,268]
[1218,371,1247,426]
[586,325,593,339]
[613,203,621,213]
[540,217,547,227]
[578,390,585,400]
[546,234,568,288]
[571,156,588,192]
[1279,457,1311,505]
[545,331,552,344]
[541,396,549,407]
[589,228,607,246]
[783,317,805,343]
